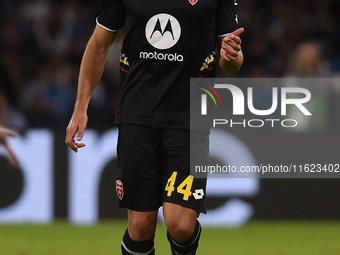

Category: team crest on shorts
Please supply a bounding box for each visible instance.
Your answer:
[116,179,124,200]
[188,0,198,5]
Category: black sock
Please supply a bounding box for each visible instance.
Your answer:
[121,229,155,255]
[167,220,202,255]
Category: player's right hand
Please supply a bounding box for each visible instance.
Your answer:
[220,27,244,62]
[65,112,88,153]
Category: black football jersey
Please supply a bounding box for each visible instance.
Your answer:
[97,0,238,129]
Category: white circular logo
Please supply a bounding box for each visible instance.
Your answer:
[145,14,181,50]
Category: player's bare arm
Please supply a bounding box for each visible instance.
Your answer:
[218,27,244,73]
[65,25,119,153]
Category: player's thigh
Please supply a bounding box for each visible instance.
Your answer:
[116,124,163,211]
[161,129,209,214]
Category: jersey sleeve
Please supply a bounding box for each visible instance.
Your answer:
[215,0,239,37]
[96,0,125,32]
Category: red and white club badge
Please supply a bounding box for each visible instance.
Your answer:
[188,0,198,5]
[116,179,124,200]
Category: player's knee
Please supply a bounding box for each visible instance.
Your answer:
[163,203,198,242]
[130,216,157,234]
[165,217,195,242]
[128,212,157,241]
[131,216,156,229]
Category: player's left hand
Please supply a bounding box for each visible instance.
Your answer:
[220,27,244,62]
[0,127,19,167]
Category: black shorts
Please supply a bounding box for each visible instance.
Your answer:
[116,124,209,214]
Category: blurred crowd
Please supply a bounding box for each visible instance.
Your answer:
[0,0,339,131]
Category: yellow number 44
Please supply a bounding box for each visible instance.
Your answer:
[165,171,194,201]
[165,171,177,197]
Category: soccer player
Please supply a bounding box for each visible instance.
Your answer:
[65,0,243,254]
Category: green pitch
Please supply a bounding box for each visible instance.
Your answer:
[0,220,340,255]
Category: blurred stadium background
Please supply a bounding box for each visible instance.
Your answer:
[1,0,340,254]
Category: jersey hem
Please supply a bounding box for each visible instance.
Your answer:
[114,118,190,130]
[114,118,211,133]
